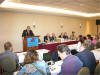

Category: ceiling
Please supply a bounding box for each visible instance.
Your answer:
[7,0,100,13]
[0,0,100,17]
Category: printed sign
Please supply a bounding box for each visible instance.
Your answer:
[27,37,38,47]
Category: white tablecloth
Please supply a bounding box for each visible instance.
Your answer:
[91,48,100,61]
[49,60,63,75]
[68,44,77,50]
[17,49,49,63]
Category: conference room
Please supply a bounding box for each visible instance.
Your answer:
[0,0,100,75]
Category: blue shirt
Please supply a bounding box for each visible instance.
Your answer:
[58,55,83,75]
[18,61,50,75]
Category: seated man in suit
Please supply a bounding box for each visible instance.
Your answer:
[57,44,83,75]
[77,43,96,75]
[59,32,64,38]
[0,41,19,74]
[51,33,56,42]
[63,32,68,39]
[44,33,51,43]
[70,31,77,40]
[22,26,34,38]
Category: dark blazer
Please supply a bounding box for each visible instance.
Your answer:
[51,36,56,41]
[63,35,68,39]
[51,51,61,62]
[44,36,51,42]
[59,35,68,39]
[77,49,96,74]
[22,30,34,37]
[59,35,63,38]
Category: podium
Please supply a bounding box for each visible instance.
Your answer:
[23,36,39,52]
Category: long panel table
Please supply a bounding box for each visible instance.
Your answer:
[39,41,78,53]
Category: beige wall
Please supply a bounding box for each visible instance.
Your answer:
[0,11,89,53]
[85,19,100,36]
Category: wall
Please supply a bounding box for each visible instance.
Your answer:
[85,19,100,36]
[0,11,87,53]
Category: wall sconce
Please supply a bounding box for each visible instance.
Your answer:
[33,22,36,28]
[80,24,82,28]
[60,23,63,28]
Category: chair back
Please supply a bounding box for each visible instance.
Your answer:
[43,52,51,61]
[77,67,90,75]
[96,42,100,48]
[88,43,95,51]
[0,56,16,75]
[94,63,100,75]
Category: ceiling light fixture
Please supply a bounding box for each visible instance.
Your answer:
[0,0,100,17]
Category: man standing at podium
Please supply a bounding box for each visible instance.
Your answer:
[22,26,34,38]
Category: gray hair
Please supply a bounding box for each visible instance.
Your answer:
[57,44,70,55]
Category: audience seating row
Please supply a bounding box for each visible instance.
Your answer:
[78,63,100,75]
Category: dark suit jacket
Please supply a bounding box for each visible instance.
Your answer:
[77,49,96,74]
[51,36,56,41]
[59,35,63,38]
[63,35,68,39]
[51,51,61,62]
[22,30,34,37]
[44,36,51,42]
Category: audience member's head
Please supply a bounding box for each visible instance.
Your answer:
[87,34,91,37]
[79,43,87,52]
[85,35,92,47]
[72,31,75,35]
[78,35,84,43]
[52,33,56,37]
[61,32,64,36]
[83,36,87,40]
[96,42,100,48]
[78,35,83,38]
[86,34,92,40]
[57,44,70,60]
[27,26,31,31]
[64,32,67,36]
[92,36,98,41]
[24,50,38,64]
[90,37,93,41]
[4,41,13,52]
